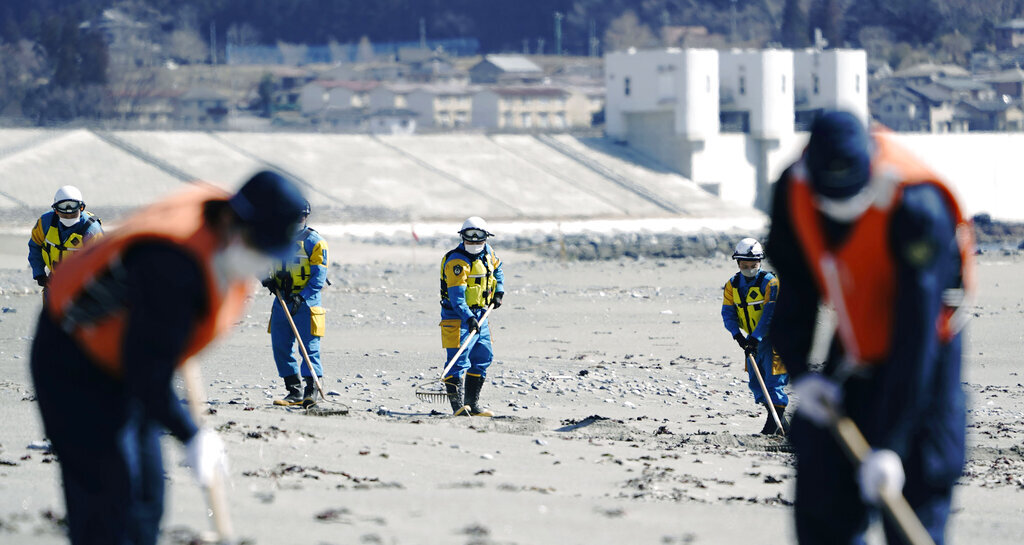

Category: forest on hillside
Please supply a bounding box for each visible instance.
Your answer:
[3,0,1024,124]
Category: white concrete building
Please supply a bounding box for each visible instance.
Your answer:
[472,87,571,130]
[406,85,473,129]
[604,47,869,209]
[299,81,378,115]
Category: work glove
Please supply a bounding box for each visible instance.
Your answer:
[466,316,480,334]
[744,335,759,357]
[275,270,293,294]
[858,449,905,506]
[184,428,229,487]
[287,293,304,315]
[733,332,747,351]
[260,277,275,296]
[492,291,504,309]
[34,274,48,288]
[792,372,842,427]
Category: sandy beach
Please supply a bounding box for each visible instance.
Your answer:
[0,238,1022,545]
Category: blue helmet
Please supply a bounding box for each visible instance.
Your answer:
[805,110,872,200]
[228,170,307,257]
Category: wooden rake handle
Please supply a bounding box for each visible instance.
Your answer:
[181,360,235,542]
[745,351,785,436]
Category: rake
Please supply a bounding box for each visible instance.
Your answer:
[416,304,494,403]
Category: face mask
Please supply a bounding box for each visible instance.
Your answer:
[463,242,485,255]
[740,265,760,278]
[59,215,80,227]
[214,239,274,285]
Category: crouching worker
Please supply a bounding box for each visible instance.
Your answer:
[721,237,789,435]
[439,217,504,417]
[31,171,308,544]
[263,200,329,408]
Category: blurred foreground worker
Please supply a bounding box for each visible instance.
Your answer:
[766,110,973,545]
[439,216,504,416]
[263,200,328,408]
[31,171,307,545]
[721,237,789,435]
[28,185,104,288]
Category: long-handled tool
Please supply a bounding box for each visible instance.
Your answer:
[828,409,936,545]
[745,351,786,436]
[181,360,234,543]
[416,304,494,403]
[274,290,327,402]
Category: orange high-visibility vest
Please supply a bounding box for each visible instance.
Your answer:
[789,132,974,366]
[45,185,251,377]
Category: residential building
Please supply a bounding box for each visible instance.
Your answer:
[406,85,473,129]
[175,87,229,127]
[874,86,932,131]
[471,87,572,130]
[469,55,544,84]
[995,19,1024,50]
[956,99,1024,131]
[299,80,378,115]
[366,109,418,134]
[979,68,1024,99]
[889,63,970,85]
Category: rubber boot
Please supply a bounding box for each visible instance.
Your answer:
[302,376,321,409]
[464,375,494,417]
[444,376,470,416]
[273,374,303,406]
[760,404,789,436]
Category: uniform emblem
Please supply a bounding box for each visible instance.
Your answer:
[452,264,463,275]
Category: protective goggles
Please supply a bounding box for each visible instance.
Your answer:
[461,228,488,242]
[52,200,83,214]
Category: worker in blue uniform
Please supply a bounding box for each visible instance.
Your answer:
[28,185,104,288]
[766,111,973,545]
[439,216,504,417]
[721,237,789,435]
[263,200,329,408]
[31,171,308,545]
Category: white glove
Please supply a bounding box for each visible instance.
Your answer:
[184,428,228,487]
[858,449,905,506]
[792,373,842,427]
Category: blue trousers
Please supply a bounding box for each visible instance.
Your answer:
[792,338,964,545]
[271,302,322,377]
[747,339,789,406]
[31,313,165,545]
[442,309,493,380]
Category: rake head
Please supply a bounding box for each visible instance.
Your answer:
[414,381,451,404]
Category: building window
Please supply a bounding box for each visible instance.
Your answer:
[624,77,631,96]
[739,76,745,95]
[554,112,566,128]
[782,75,786,93]
[521,112,531,128]
[502,111,513,127]
[855,74,861,93]
[706,75,711,92]
[813,74,820,95]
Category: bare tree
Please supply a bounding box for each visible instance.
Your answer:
[603,10,657,52]
[226,23,261,47]
[356,36,374,63]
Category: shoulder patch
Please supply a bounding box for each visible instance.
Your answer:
[903,239,936,268]
[452,264,462,275]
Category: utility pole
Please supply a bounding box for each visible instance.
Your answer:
[554,11,563,56]
[730,0,738,44]
[209,21,217,64]
[419,17,426,49]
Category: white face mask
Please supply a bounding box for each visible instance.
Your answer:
[59,215,81,227]
[214,239,274,285]
[463,242,485,255]
[740,265,760,278]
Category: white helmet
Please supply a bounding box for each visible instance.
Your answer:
[459,216,494,242]
[732,237,764,261]
[52,185,85,212]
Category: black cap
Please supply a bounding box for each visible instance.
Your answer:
[805,110,872,200]
[228,170,307,258]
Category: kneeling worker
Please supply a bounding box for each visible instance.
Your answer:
[721,237,789,434]
[439,217,504,416]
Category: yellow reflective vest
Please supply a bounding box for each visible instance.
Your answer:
[440,247,499,308]
[37,212,102,271]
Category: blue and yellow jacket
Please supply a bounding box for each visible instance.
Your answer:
[440,242,504,321]
[270,227,328,307]
[721,269,779,343]
[28,210,104,277]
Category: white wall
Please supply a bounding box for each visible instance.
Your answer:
[406,91,436,127]
[720,49,795,139]
[793,49,869,123]
[471,91,500,128]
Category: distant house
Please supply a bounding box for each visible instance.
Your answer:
[890,63,970,86]
[108,88,181,127]
[903,84,966,132]
[955,99,1024,131]
[995,19,1024,51]
[405,85,473,129]
[366,109,418,134]
[367,83,419,110]
[469,55,544,84]
[979,68,1024,99]
[874,86,931,132]
[175,87,229,127]
[298,80,378,115]
[311,106,367,131]
[930,78,996,101]
[471,87,571,130]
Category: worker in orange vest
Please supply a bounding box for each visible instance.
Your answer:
[31,171,308,545]
[767,111,973,545]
